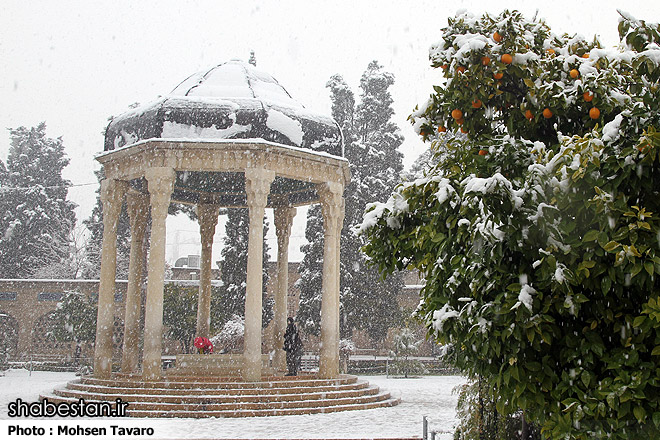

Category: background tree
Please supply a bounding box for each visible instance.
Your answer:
[210,314,245,352]
[162,283,233,353]
[162,284,198,353]
[297,63,405,344]
[388,326,427,378]
[296,205,325,335]
[32,224,92,279]
[0,123,76,278]
[361,10,660,440]
[218,208,273,327]
[51,290,97,346]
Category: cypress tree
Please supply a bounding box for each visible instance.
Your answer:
[0,123,77,278]
[297,62,405,345]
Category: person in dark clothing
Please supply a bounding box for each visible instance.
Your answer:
[283,317,303,376]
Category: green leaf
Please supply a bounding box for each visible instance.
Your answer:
[507,283,522,292]
[652,345,660,356]
[603,241,620,252]
[601,277,612,295]
[634,406,647,423]
[527,362,542,372]
[511,366,520,382]
[633,316,647,328]
[607,393,617,408]
[653,412,660,428]
[526,328,536,343]
[645,261,654,276]
[582,230,599,242]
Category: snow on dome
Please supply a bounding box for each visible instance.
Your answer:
[104,60,342,156]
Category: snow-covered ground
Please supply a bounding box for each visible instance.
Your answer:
[0,368,465,439]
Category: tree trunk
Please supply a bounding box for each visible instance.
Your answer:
[521,411,529,440]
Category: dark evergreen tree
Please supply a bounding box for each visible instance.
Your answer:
[218,208,273,327]
[51,290,97,345]
[297,62,405,344]
[326,74,355,134]
[0,123,77,278]
[295,204,325,335]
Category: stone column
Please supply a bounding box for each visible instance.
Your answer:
[142,167,175,380]
[272,206,296,372]
[318,182,344,379]
[195,204,220,339]
[121,191,149,374]
[93,179,128,378]
[242,168,275,381]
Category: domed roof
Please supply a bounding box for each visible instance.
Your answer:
[103,60,343,156]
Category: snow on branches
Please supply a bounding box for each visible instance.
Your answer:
[362,9,660,440]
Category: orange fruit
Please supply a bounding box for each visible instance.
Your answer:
[546,48,556,55]
[456,118,465,126]
[441,64,448,70]
[472,99,483,108]
[525,110,534,120]
[543,108,553,119]
[456,66,466,74]
[451,109,463,120]
[583,91,594,102]
[569,69,579,79]
[589,107,600,119]
[582,53,590,59]
[460,127,468,133]
[493,72,504,80]
[437,125,446,133]
[501,54,513,64]
[493,32,503,43]
[481,56,491,66]
[478,149,488,156]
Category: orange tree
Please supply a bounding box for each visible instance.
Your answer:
[359,10,660,439]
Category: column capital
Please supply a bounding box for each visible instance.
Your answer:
[274,206,296,240]
[318,182,345,236]
[197,204,220,236]
[245,168,275,212]
[145,167,175,213]
[100,178,129,201]
[100,179,128,213]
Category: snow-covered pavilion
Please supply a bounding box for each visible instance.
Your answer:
[93,60,350,382]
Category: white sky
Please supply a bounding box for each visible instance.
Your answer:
[1,0,657,264]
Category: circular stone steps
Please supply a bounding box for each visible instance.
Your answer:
[40,374,400,418]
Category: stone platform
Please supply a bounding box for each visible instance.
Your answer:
[170,353,274,376]
[40,373,400,417]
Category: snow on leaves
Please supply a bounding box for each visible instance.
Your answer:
[361,9,660,440]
